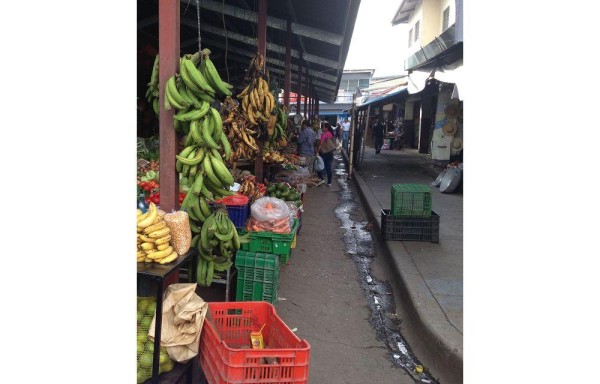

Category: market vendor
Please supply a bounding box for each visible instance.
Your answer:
[297,119,317,175]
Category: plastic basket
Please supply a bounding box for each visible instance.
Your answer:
[226,203,250,229]
[199,302,310,384]
[235,251,280,305]
[390,184,432,217]
[240,219,299,257]
[381,209,440,243]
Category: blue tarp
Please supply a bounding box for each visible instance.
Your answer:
[356,87,408,109]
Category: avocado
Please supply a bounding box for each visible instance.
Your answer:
[277,182,286,191]
[267,184,276,193]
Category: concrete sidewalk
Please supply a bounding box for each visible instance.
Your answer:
[345,146,463,384]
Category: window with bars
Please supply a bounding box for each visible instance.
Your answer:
[408,28,413,47]
[442,6,450,31]
[414,21,420,42]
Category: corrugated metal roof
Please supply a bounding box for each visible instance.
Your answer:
[137,0,362,103]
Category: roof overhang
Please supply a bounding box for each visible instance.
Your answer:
[137,0,362,103]
[391,0,420,25]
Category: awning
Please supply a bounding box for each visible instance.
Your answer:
[407,59,463,99]
[356,87,408,110]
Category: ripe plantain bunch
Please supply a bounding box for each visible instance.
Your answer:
[237,53,276,128]
[196,208,250,287]
[137,202,179,264]
[238,177,264,203]
[221,97,260,163]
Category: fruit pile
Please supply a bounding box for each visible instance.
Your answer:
[263,148,285,164]
[196,208,249,286]
[237,53,276,127]
[221,96,260,163]
[266,182,302,208]
[137,297,173,383]
[137,202,179,264]
[238,176,266,203]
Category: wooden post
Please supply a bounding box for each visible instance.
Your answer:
[297,55,303,116]
[158,0,180,213]
[255,0,267,182]
[284,20,291,109]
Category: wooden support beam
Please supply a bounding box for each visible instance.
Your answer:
[284,20,291,109]
[158,0,180,213]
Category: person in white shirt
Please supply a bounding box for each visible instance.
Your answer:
[341,118,351,152]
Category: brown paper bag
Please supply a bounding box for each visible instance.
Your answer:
[148,283,208,363]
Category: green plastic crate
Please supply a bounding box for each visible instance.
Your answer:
[235,250,279,305]
[390,184,432,217]
[240,219,299,258]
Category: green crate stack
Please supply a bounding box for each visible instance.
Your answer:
[235,250,280,305]
[239,219,299,265]
[390,184,432,217]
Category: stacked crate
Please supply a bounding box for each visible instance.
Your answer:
[381,184,440,243]
[234,250,280,305]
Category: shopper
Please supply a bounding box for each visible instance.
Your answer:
[297,119,317,175]
[316,122,336,187]
[372,118,385,154]
[341,118,351,152]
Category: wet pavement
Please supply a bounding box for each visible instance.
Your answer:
[276,154,440,384]
[333,157,440,384]
[347,147,463,384]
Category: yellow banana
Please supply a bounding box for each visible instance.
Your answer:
[144,257,154,263]
[137,202,157,229]
[139,234,155,243]
[147,246,173,260]
[141,242,155,251]
[148,227,170,239]
[137,209,142,217]
[158,251,179,264]
[156,243,170,251]
[144,220,166,235]
[137,250,147,258]
[154,234,172,245]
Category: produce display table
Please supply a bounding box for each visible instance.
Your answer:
[137,249,198,384]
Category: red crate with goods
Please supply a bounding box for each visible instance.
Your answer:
[199,301,310,384]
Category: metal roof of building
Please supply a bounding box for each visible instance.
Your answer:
[138,0,362,103]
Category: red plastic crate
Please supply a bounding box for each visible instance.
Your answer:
[199,302,310,384]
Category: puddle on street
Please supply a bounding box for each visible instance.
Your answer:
[333,157,440,384]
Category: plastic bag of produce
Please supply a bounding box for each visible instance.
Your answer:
[164,211,192,256]
[250,196,291,223]
[149,283,208,363]
[314,155,324,172]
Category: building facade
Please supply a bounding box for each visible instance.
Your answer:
[392,0,463,164]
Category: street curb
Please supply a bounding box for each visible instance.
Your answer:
[342,151,463,384]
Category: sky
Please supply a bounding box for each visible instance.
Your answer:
[344,0,409,78]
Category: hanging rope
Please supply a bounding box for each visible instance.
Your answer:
[195,0,202,55]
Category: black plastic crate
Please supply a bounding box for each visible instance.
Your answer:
[381,209,440,243]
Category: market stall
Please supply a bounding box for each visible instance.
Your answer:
[136,0,361,382]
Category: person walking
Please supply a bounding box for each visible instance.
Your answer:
[316,121,336,187]
[341,118,351,152]
[372,118,385,154]
[297,119,317,175]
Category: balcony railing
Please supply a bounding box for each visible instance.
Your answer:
[405,24,456,71]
